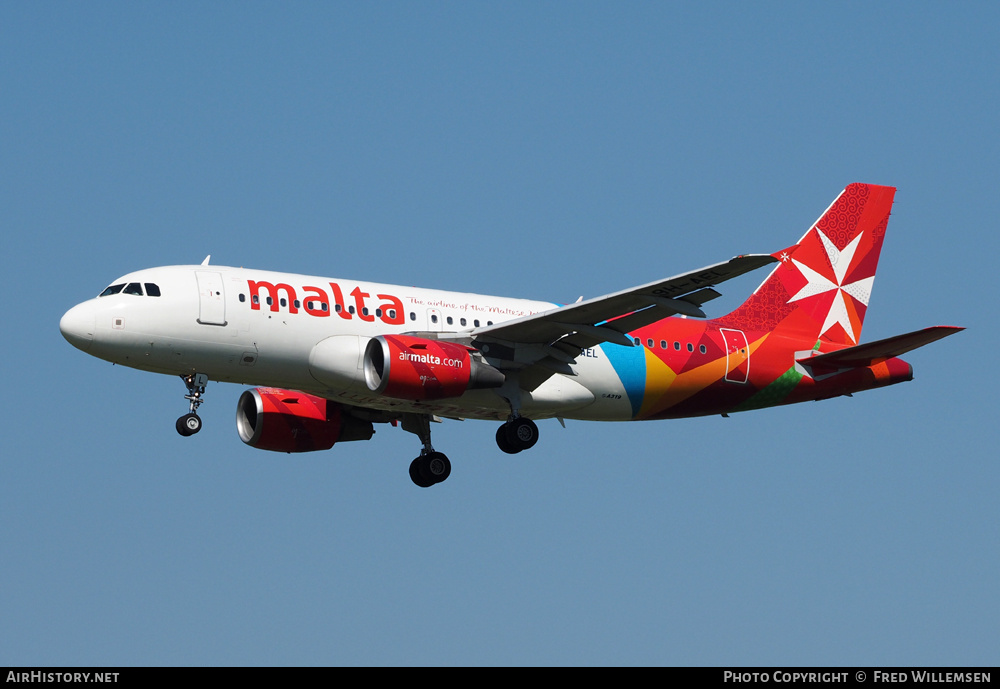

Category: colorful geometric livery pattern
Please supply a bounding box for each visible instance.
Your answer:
[603,184,910,420]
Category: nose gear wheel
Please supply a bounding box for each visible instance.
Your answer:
[176,373,208,437]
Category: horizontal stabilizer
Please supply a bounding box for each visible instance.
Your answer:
[798,326,964,368]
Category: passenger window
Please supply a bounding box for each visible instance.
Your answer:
[239,294,246,302]
[674,342,680,351]
[99,284,125,297]
[700,345,707,354]
[123,283,143,296]
[144,283,161,297]
[280,298,287,307]
[446,316,453,325]
[660,340,667,349]
[474,319,480,327]
[687,343,694,352]
[431,314,438,324]
[409,312,416,321]
[646,338,654,348]
[460,318,467,326]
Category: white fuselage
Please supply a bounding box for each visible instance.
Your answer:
[60,265,638,422]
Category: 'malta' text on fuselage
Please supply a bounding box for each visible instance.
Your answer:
[247,279,405,325]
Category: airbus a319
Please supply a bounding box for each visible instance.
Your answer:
[60,184,962,487]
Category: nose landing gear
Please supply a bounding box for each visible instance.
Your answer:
[176,373,208,437]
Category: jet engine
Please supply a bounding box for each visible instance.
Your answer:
[236,387,374,453]
[363,334,505,401]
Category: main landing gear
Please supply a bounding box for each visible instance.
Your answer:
[402,414,452,488]
[400,414,541,486]
[495,416,539,454]
[176,373,208,437]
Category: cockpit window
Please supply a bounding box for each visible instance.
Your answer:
[99,282,162,297]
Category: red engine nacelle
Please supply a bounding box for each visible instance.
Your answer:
[363,335,505,401]
[236,387,373,453]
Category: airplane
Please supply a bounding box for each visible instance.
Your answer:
[60,183,962,487]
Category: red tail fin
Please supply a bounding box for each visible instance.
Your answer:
[719,183,896,345]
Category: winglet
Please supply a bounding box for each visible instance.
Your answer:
[201,255,211,266]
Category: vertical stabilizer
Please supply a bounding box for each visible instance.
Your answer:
[718,183,896,345]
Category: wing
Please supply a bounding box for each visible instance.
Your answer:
[463,254,777,367]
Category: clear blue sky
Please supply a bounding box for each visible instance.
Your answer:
[1,3,995,666]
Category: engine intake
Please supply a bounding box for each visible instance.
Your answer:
[363,335,505,400]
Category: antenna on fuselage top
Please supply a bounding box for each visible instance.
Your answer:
[201,255,211,265]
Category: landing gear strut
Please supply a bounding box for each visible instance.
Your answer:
[402,414,451,487]
[495,416,539,454]
[176,373,208,437]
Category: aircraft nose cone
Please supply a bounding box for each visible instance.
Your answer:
[60,303,96,352]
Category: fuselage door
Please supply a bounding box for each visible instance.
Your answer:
[721,328,749,383]
[196,271,227,326]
